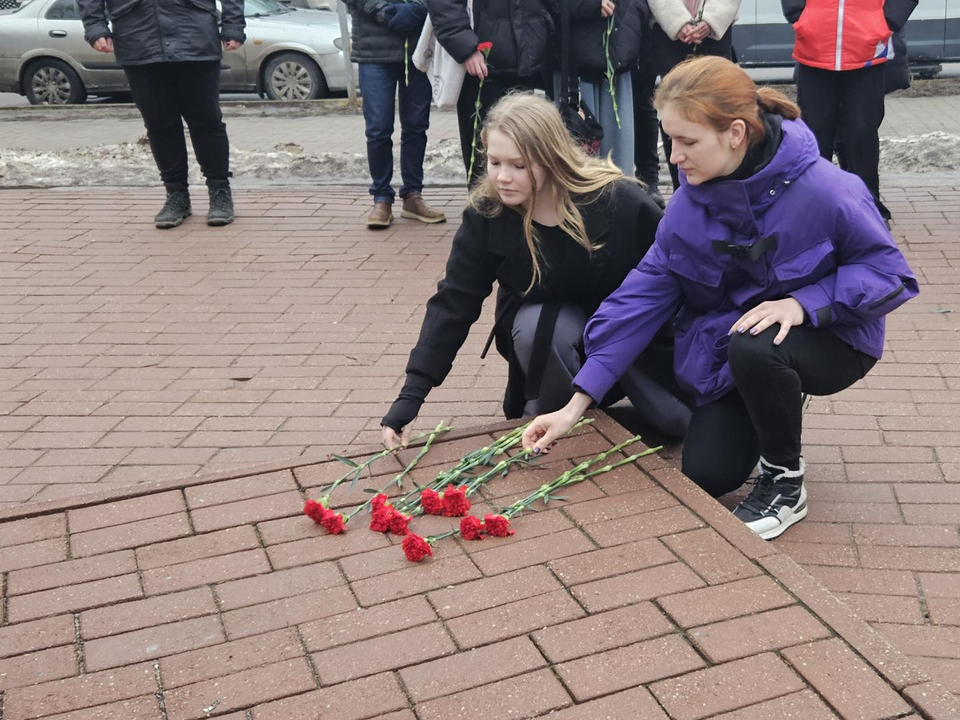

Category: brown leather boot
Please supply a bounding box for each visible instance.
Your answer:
[367,201,393,228]
[401,193,447,224]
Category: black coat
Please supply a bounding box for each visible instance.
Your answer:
[342,0,428,64]
[78,0,245,65]
[427,0,555,78]
[558,0,646,82]
[387,180,664,426]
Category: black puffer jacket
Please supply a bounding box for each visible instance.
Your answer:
[381,179,665,430]
[427,0,555,78]
[78,0,245,65]
[559,0,646,82]
[342,0,428,63]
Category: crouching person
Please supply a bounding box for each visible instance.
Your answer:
[78,0,245,228]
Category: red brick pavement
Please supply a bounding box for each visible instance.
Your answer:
[1,181,960,707]
[0,413,957,719]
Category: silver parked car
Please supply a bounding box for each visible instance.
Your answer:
[0,0,354,104]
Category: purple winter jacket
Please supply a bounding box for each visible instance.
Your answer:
[575,117,919,406]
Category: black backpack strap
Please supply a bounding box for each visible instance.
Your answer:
[524,301,563,401]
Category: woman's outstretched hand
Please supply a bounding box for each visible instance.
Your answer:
[730,297,806,345]
[521,392,593,454]
[382,424,412,450]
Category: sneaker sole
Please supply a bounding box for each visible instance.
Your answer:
[207,217,234,227]
[155,211,191,230]
[400,209,446,224]
[367,215,394,228]
[758,504,808,541]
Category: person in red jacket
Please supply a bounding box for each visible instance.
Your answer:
[781,0,917,227]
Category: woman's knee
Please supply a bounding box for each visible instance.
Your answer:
[727,326,778,377]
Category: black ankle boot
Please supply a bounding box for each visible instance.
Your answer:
[155,189,191,229]
[207,185,235,227]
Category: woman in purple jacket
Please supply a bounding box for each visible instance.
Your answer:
[523,56,918,540]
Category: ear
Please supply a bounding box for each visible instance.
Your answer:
[729,119,748,149]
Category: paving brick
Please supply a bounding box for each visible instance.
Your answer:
[267,530,394,569]
[807,566,919,597]
[556,634,705,701]
[688,605,831,663]
[650,653,806,720]
[185,470,297,508]
[562,487,678,525]
[39,696,163,720]
[659,575,796,628]
[469,528,595,576]
[415,669,572,720]
[909,658,960,693]
[351,554,482,606]
[784,638,914,719]
[0,537,68,573]
[0,615,76,659]
[663,528,762,585]
[399,636,546,702]
[426,565,561,619]
[161,628,303,689]
[7,550,137,595]
[837,592,926,625]
[902,681,960,720]
[251,673,408,720]
[190,490,303,533]
[141,548,271,595]
[2,663,157,720]
[301,596,436,651]
[896,485,960,504]
[548,537,675,585]
[0,514,66,548]
[859,546,960,572]
[215,561,343,611]
[82,615,225,672]
[81,587,218,640]
[571,561,705,612]
[919,572,960,598]
[164,658,316,720]
[536,686,669,720]
[584,505,705,547]
[875,624,960,659]
[0,645,78,691]
[312,623,456,685]
[711,690,840,719]
[852,523,960,547]
[533,601,673,663]
[446,588,585,648]
[136,526,260,570]
[776,541,860,568]
[8,573,143,623]
[223,585,358,640]
[337,530,464,581]
[68,490,186,533]
[72,513,193,557]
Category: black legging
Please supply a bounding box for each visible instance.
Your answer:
[682,324,876,497]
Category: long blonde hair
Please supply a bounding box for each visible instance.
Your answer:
[468,93,628,293]
[654,55,801,147]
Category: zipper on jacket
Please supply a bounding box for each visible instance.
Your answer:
[868,282,905,310]
[834,0,845,71]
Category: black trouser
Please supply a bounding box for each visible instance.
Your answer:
[457,73,538,184]
[632,69,659,185]
[796,63,889,220]
[124,60,230,192]
[681,325,876,498]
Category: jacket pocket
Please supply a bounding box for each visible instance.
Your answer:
[667,252,725,309]
[773,239,835,286]
[105,0,142,19]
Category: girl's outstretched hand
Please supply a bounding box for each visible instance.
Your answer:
[382,424,412,450]
[521,392,593,454]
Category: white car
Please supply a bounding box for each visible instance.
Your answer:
[0,0,356,104]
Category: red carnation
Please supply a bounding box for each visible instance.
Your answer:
[387,509,411,536]
[402,533,433,562]
[320,511,347,535]
[484,514,515,537]
[420,488,443,515]
[372,493,390,510]
[304,499,327,524]
[370,506,391,533]
[441,487,471,517]
[477,41,493,52]
[460,516,485,541]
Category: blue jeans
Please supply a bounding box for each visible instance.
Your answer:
[581,72,634,174]
[358,62,431,204]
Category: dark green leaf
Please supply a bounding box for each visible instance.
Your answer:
[363,488,378,493]
[331,454,361,468]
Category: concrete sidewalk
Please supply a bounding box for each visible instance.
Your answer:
[0,413,956,719]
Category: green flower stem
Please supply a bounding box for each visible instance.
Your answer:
[391,421,449,488]
[603,16,621,129]
[467,77,485,180]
